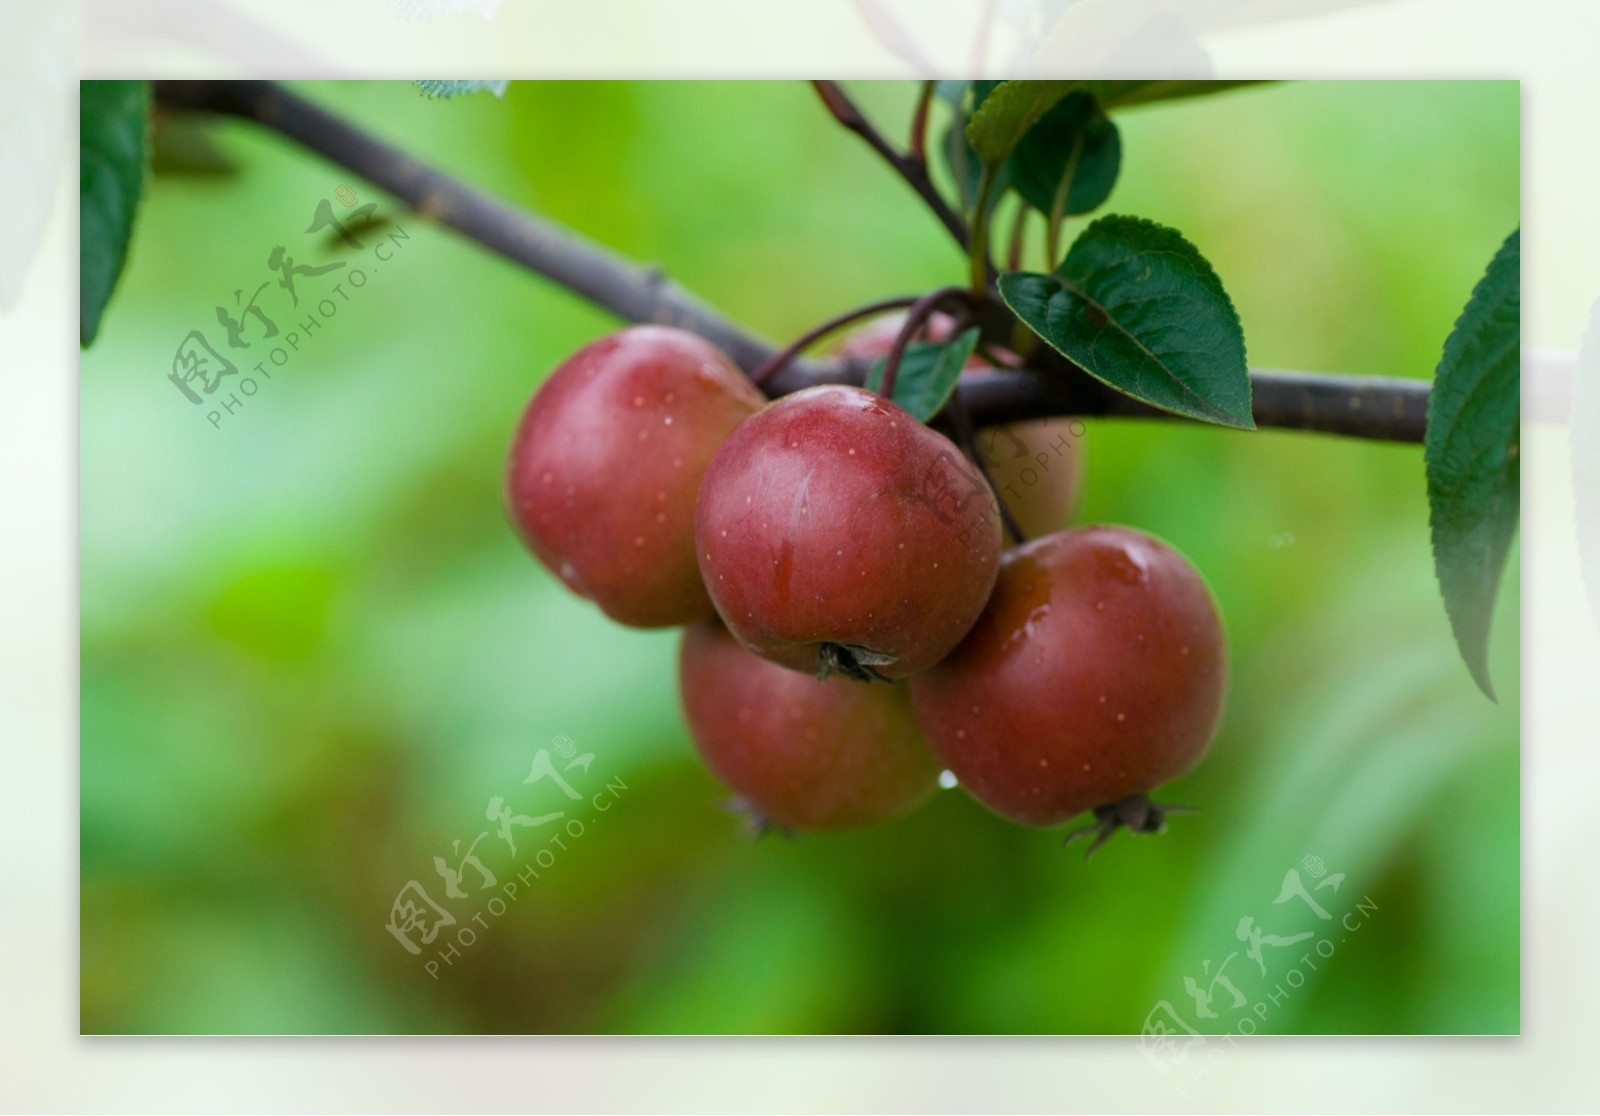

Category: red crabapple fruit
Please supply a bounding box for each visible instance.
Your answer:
[506,326,764,628]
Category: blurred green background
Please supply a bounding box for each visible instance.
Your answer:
[79,80,1519,1035]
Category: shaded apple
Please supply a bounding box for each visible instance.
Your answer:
[908,526,1226,845]
[506,326,764,627]
[679,618,938,830]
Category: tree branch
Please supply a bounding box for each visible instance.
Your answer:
[150,80,1429,445]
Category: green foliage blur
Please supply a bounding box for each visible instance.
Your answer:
[80,80,1519,1035]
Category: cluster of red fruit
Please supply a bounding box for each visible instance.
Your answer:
[506,322,1227,850]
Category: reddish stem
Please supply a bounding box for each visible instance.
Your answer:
[750,295,920,389]
[878,286,974,401]
[810,80,971,252]
[909,80,935,164]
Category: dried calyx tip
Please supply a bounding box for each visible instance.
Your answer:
[1062,793,1196,859]
[717,795,794,841]
[816,642,895,684]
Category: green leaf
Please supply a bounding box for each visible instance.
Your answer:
[964,80,1079,167]
[1082,80,1273,112]
[1425,228,1520,700]
[862,328,979,422]
[413,80,509,99]
[941,82,1006,211]
[998,215,1253,428]
[1008,92,1121,222]
[80,80,149,347]
[944,119,1012,213]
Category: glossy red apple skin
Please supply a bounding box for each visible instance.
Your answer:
[695,384,1002,679]
[908,526,1227,827]
[835,315,1084,541]
[679,619,938,830]
[506,326,765,628]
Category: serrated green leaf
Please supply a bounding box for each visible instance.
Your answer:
[1082,80,1272,112]
[998,215,1253,428]
[965,80,1079,168]
[1425,228,1520,700]
[862,329,979,422]
[1008,92,1121,223]
[80,80,149,348]
[413,80,508,99]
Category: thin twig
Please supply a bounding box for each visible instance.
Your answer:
[811,80,970,252]
[908,80,935,164]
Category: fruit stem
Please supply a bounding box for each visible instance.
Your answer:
[750,296,921,389]
[1044,133,1084,269]
[1006,199,1028,273]
[878,286,975,402]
